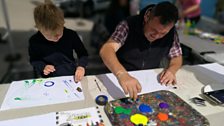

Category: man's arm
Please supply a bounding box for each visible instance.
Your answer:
[99,38,125,76]
[167,55,182,75]
[99,38,141,100]
[160,29,183,85]
[100,20,129,75]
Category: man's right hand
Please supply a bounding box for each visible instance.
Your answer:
[117,73,142,100]
[43,65,55,75]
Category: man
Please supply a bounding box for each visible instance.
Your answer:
[100,2,182,100]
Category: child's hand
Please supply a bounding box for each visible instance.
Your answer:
[74,66,85,83]
[43,65,55,75]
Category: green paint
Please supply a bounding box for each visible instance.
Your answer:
[14,97,22,100]
[64,89,68,93]
[114,106,132,115]
[32,79,36,84]
[114,106,124,114]
[24,80,29,84]
[123,108,132,115]
[36,79,43,83]
[24,80,30,88]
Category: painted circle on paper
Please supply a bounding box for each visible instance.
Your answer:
[44,81,55,87]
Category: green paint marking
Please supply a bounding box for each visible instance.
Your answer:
[24,80,29,85]
[24,80,30,88]
[14,97,22,100]
[123,108,132,115]
[114,106,124,114]
[32,79,36,84]
[114,106,132,115]
[64,89,68,93]
[36,79,43,83]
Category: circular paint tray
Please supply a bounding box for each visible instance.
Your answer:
[104,90,209,126]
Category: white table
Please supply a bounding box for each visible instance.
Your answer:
[0,63,224,126]
[178,31,224,65]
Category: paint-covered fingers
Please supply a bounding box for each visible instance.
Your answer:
[74,66,85,83]
[132,86,138,101]
[159,70,176,85]
[118,73,142,100]
[127,86,134,99]
[43,65,55,75]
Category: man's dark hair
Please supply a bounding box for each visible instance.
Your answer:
[151,1,178,25]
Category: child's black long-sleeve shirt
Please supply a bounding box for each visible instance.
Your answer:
[29,27,88,77]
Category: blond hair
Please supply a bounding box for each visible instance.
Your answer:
[34,0,64,31]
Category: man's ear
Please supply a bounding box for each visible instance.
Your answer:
[144,8,152,24]
[144,15,148,23]
[144,13,150,24]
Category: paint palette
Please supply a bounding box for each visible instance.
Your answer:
[104,90,209,126]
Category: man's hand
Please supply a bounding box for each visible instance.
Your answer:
[74,66,85,83]
[43,65,55,75]
[159,69,176,85]
[117,73,142,100]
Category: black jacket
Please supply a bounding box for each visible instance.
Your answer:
[117,5,175,71]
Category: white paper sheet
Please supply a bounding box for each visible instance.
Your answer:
[198,63,224,85]
[0,113,56,126]
[1,76,84,110]
[199,63,224,75]
[57,107,103,126]
[105,70,173,95]
[0,107,102,126]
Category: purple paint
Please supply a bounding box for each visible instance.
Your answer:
[159,102,169,109]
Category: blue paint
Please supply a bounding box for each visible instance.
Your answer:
[139,104,152,113]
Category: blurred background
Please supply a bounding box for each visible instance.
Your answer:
[0,0,224,83]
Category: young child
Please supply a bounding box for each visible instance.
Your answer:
[29,0,88,82]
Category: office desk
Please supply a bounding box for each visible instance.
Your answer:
[0,63,224,126]
[178,31,224,65]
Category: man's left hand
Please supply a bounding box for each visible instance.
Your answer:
[159,69,176,85]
